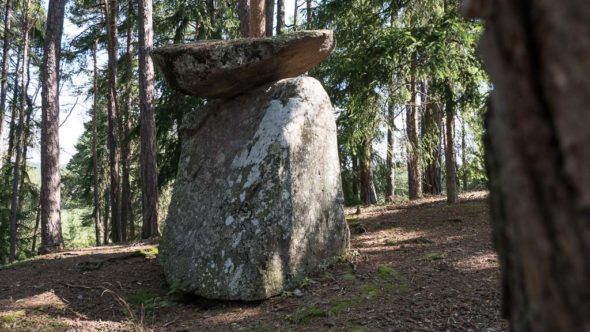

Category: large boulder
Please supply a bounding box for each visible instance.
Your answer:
[151,30,334,99]
[159,77,350,301]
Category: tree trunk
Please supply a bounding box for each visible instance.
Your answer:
[468,1,590,330]
[461,118,467,191]
[422,97,443,195]
[120,0,134,242]
[92,39,101,247]
[406,55,422,200]
[385,98,395,202]
[104,0,122,243]
[292,0,297,31]
[444,82,458,203]
[238,0,250,37]
[351,155,359,201]
[0,0,12,165]
[103,190,109,245]
[359,142,377,205]
[40,0,65,254]
[249,0,265,37]
[138,0,159,239]
[5,45,21,166]
[31,203,40,253]
[8,0,31,262]
[276,0,284,35]
[306,0,311,29]
[264,0,274,36]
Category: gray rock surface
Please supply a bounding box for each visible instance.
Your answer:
[151,30,334,99]
[159,77,350,301]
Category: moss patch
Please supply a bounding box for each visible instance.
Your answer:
[0,311,71,332]
[287,305,327,324]
[419,252,446,262]
[136,246,159,259]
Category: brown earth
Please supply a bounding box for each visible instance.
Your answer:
[0,192,507,331]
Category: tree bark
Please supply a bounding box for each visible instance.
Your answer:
[249,0,265,37]
[8,0,31,262]
[138,0,159,239]
[0,0,12,165]
[40,0,65,254]
[275,0,284,35]
[92,39,101,247]
[292,0,297,31]
[238,0,250,37]
[385,98,395,202]
[265,0,274,36]
[444,82,458,203]
[468,1,590,330]
[306,0,311,29]
[406,56,422,200]
[351,155,359,201]
[461,118,467,191]
[359,142,377,205]
[120,0,134,242]
[104,0,122,243]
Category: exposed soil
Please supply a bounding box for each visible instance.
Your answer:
[0,192,508,331]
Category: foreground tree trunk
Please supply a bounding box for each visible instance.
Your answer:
[40,0,65,253]
[138,0,159,239]
[249,0,265,37]
[104,0,122,243]
[92,39,101,246]
[0,0,13,165]
[467,1,590,330]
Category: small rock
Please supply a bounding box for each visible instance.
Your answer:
[293,289,303,297]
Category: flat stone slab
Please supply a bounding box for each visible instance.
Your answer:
[151,30,334,99]
[158,77,350,300]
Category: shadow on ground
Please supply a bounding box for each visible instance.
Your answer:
[0,191,507,331]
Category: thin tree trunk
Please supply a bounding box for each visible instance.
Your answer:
[249,0,265,37]
[461,118,467,191]
[275,0,284,35]
[0,0,12,165]
[92,39,101,246]
[9,1,31,261]
[104,0,122,243]
[138,0,159,239]
[103,190,109,245]
[5,45,21,166]
[293,0,297,31]
[265,0,274,36]
[238,0,250,37]
[306,0,311,29]
[351,155,359,201]
[359,142,377,205]
[467,1,590,330]
[406,55,422,200]
[40,0,65,254]
[120,0,134,242]
[444,82,458,203]
[385,98,395,202]
[31,202,40,253]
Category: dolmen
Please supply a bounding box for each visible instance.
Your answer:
[153,30,350,301]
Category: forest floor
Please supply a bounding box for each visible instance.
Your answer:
[0,191,507,332]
